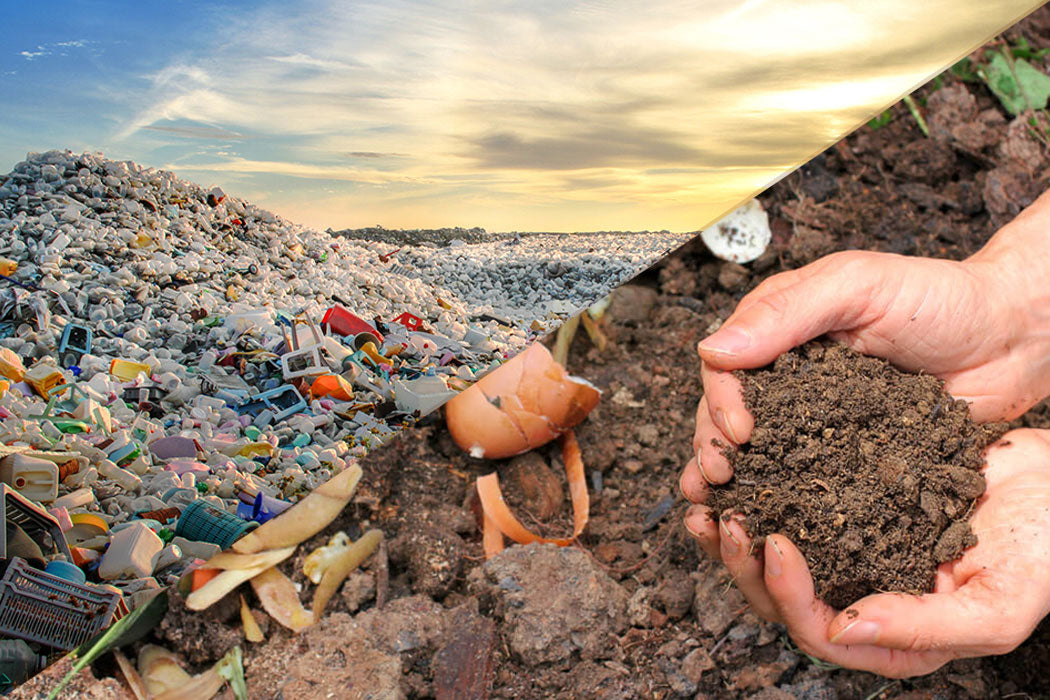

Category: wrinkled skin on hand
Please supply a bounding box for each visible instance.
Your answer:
[683,429,1050,678]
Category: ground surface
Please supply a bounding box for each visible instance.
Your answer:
[708,341,1003,610]
[15,8,1050,700]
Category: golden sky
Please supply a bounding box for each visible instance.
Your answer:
[7,0,1043,232]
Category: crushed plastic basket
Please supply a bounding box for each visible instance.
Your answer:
[0,557,124,650]
[176,499,259,550]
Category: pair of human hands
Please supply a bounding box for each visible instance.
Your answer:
[681,244,1050,677]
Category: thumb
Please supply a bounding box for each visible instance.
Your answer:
[827,573,1030,655]
[698,253,881,369]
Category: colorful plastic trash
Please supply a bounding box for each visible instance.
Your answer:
[45,559,86,585]
[0,557,124,650]
[23,364,65,398]
[176,499,259,550]
[321,305,384,345]
[58,323,92,366]
[391,311,424,332]
[310,374,354,401]
[149,436,198,461]
[236,492,280,524]
[109,358,152,382]
[0,349,25,382]
[0,454,59,503]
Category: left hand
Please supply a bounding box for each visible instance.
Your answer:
[683,428,1050,678]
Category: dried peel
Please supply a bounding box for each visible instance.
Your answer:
[185,546,295,611]
[250,566,314,633]
[312,529,382,623]
[239,594,264,643]
[232,462,362,554]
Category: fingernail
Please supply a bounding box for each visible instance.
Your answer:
[699,327,752,357]
[695,448,714,484]
[684,504,706,539]
[719,515,740,555]
[766,537,783,577]
[829,620,881,646]
[715,408,742,444]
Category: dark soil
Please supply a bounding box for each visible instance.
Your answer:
[15,7,1050,700]
[707,341,1006,609]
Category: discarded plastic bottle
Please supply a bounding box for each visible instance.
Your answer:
[0,640,46,686]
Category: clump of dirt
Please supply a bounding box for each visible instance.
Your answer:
[708,341,1007,609]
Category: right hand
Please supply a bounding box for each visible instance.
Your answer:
[680,246,1050,505]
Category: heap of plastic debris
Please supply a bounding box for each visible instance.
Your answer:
[0,148,666,676]
[331,227,696,323]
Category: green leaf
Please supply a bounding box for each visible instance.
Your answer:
[950,57,980,82]
[978,50,1050,115]
[47,590,169,700]
[867,109,893,130]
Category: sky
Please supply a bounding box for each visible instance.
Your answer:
[1,0,1043,233]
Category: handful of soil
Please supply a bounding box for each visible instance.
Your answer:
[706,341,1006,609]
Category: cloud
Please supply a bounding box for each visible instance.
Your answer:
[344,151,406,159]
[103,0,1042,231]
[18,39,91,61]
[168,157,430,185]
[268,53,360,71]
[144,124,245,139]
[465,126,705,170]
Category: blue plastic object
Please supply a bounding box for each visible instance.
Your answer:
[45,560,86,585]
[236,492,279,524]
[58,324,92,356]
[236,385,307,422]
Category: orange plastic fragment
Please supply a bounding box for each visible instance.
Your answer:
[190,567,221,592]
[310,374,354,401]
[476,429,589,558]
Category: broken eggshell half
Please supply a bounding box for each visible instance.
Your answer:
[444,341,600,459]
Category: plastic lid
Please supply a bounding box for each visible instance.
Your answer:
[44,559,86,584]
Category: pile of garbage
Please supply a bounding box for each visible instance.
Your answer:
[330,225,696,323]
[0,148,651,683]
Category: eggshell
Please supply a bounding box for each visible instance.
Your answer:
[700,198,771,263]
[445,342,600,459]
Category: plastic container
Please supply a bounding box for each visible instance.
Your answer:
[97,459,142,492]
[321,306,384,344]
[176,499,258,549]
[109,358,151,382]
[22,364,65,398]
[0,557,124,650]
[0,348,25,382]
[51,487,95,511]
[0,454,58,503]
[98,521,162,580]
[45,559,86,584]
[0,485,72,562]
[0,639,46,686]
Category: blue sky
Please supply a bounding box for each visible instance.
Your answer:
[2,1,1042,232]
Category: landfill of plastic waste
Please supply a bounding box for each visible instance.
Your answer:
[0,149,692,672]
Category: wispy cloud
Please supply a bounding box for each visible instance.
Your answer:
[144,124,245,139]
[18,39,91,61]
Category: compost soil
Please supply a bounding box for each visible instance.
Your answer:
[707,341,1006,610]
[15,8,1050,700]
